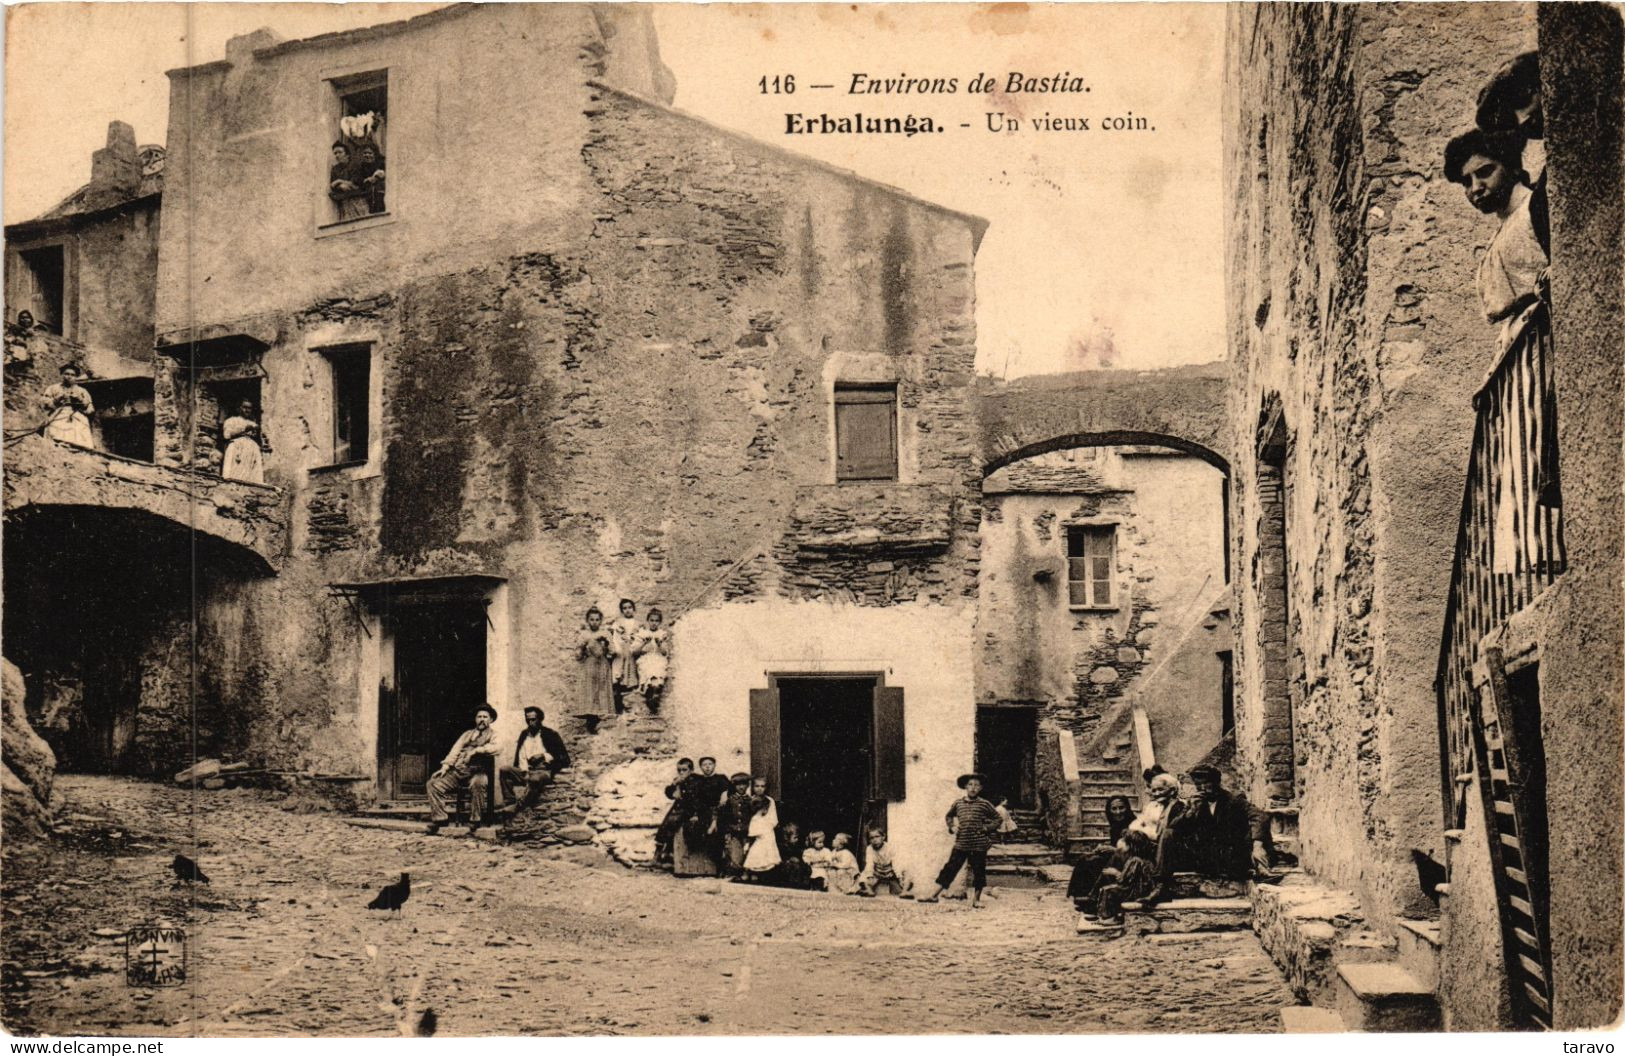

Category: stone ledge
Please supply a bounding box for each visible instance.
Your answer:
[1334,963,1441,1032]
[1250,875,1366,1003]
[1279,1005,1346,1033]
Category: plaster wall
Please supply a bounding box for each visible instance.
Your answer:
[665,599,976,881]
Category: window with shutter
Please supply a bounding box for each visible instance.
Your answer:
[835,384,898,481]
[1066,525,1116,608]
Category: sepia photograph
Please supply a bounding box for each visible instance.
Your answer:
[1,0,1621,1040]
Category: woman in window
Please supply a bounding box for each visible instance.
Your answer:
[220,400,265,484]
[354,141,386,215]
[40,363,95,449]
[328,141,368,222]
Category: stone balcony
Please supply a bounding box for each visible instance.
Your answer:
[785,482,955,554]
[3,434,287,572]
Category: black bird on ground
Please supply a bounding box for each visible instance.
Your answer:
[367,872,411,913]
[416,1009,438,1037]
[1412,848,1447,906]
[171,854,210,885]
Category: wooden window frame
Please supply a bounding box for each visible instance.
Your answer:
[1066,523,1118,611]
[834,383,899,482]
[313,343,372,470]
[319,68,392,233]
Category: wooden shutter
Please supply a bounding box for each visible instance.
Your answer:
[872,685,905,800]
[749,688,781,798]
[835,386,898,481]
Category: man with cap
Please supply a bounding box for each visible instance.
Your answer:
[425,704,500,834]
[1164,764,1273,880]
[916,773,1003,908]
[718,772,756,877]
[486,706,571,817]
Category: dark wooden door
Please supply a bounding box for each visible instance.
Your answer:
[976,706,1038,809]
[381,600,487,799]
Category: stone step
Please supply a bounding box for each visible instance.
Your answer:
[343,817,431,833]
[1333,963,1440,1032]
[1395,919,1442,994]
[1279,1006,1346,1033]
[1121,897,1252,934]
[1077,767,1133,780]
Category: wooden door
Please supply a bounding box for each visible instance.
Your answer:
[381,599,487,799]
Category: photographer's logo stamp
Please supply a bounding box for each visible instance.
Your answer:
[125,924,187,987]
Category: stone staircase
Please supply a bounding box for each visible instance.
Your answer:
[1252,871,1442,1032]
[1067,764,1141,859]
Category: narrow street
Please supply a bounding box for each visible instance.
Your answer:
[3,777,1294,1036]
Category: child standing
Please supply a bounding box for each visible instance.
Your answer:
[824,833,860,894]
[995,797,1019,842]
[916,773,1002,908]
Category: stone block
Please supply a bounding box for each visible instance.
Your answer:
[1279,1005,1346,1033]
[1333,963,1440,1032]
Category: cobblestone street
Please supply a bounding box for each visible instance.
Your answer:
[3,777,1294,1036]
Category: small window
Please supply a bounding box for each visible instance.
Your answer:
[327,71,388,224]
[1066,525,1115,608]
[17,246,66,334]
[320,345,370,466]
[84,377,154,462]
[835,384,898,481]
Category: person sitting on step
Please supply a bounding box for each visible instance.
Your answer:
[1163,764,1275,881]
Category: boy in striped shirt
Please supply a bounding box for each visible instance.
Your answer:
[916,773,1002,908]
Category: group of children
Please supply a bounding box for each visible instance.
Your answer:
[800,828,909,897]
[575,599,671,732]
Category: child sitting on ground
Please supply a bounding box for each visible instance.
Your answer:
[825,833,861,894]
[857,828,911,897]
[802,831,832,891]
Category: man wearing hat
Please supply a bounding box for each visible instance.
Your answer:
[425,704,501,834]
[1164,765,1273,880]
[916,773,1003,908]
[719,772,757,877]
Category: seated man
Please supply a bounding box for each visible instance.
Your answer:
[426,704,500,834]
[1164,764,1273,880]
[487,706,570,816]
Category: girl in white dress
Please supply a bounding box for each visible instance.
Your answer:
[221,400,265,483]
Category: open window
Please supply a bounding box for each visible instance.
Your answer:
[83,377,154,462]
[834,383,898,481]
[15,245,67,334]
[1066,524,1116,609]
[326,71,388,224]
[316,344,371,468]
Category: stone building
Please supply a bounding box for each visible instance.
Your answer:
[1224,1,1621,1030]
[976,442,1231,847]
[6,4,986,878]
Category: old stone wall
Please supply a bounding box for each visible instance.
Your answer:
[976,447,1229,774]
[1223,2,1537,938]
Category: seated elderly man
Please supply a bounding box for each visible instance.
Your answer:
[1164,764,1273,880]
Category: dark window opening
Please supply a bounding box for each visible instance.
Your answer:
[328,72,388,223]
[83,377,154,463]
[321,345,370,466]
[1066,524,1115,608]
[834,384,898,481]
[18,246,66,334]
[975,706,1038,809]
[1219,649,1235,736]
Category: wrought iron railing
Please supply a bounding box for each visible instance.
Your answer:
[1436,296,1566,828]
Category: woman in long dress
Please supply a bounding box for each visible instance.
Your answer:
[633,608,671,715]
[221,400,265,483]
[742,778,782,879]
[328,141,369,222]
[575,607,614,733]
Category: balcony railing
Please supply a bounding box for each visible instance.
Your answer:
[1436,295,1566,827]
